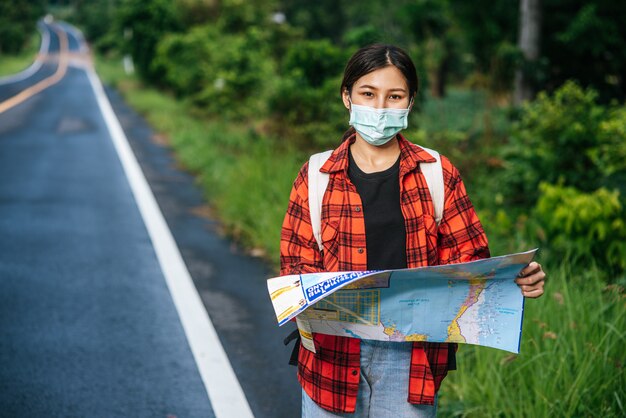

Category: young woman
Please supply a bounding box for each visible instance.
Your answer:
[280,44,546,417]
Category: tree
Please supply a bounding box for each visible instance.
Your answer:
[0,0,46,54]
[541,0,626,102]
[514,0,541,105]
[116,0,181,83]
[450,0,519,94]
[397,0,454,98]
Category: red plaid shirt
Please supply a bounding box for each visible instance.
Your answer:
[280,133,490,413]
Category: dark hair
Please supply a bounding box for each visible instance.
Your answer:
[340,44,419,141]
[340,44,419,99]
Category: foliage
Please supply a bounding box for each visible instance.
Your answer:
[449,0,518,91]
[589,107,626,193]
[542,0,626,102]
[116,0,181,83]
[279,0,349,43]
[449,0,517,72]
[501,81,607,206]
[534,183,626,275]
[153,24,275,116]
[174,0,219,27]
[0,33,41,77]
[281,39,346,88]
[216,0,278,32]
[0,0,46,54]
[72,0,121,52]
[268,39,348,149]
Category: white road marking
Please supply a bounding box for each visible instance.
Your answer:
[86,65,255,418]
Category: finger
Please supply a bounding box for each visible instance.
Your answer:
[518,282,544,293]
[519,262,541,277]
[515,271,546,286]
[522,287,544,298]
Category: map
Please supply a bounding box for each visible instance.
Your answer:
[267,249,537,354]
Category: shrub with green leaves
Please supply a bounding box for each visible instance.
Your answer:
[116,0,181,83]
[153,24,275,116]
[589,107,626,194]
[534,183,626,275]
[502,81,606,206]
[268,39,348,149]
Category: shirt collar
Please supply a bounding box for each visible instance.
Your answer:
[320,132,437,175]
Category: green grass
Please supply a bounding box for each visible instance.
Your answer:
[0,33,41,77]
[439,262,625,417]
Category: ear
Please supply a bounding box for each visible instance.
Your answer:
[408,96,415,111]
[342,88,351,110]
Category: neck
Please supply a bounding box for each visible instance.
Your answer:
[350,134,401,173]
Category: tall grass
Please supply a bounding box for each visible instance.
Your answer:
[439,261,626,417]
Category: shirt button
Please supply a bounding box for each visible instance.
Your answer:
[351,369,358,376]
[354,206,361,212]
[357,248,364,254]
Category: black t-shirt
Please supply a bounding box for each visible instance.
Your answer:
[348,149,407,270]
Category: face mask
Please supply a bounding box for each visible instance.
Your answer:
[348,100,411,146]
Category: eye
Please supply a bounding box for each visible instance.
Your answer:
[362,92,374,97]
[390,94,403,100]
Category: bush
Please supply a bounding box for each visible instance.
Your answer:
[153,24,275,116]
[501,81,606,207]
[268,74,347,149]
[116,0,181,83]
[281,39,346,88]
[589,107,626,194]
[268,39,348,149]
[0,0,45,54]
[533,183,626,276]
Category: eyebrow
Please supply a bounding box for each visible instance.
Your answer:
[357,84,407,92]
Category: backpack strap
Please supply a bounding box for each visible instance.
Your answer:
[308,147,444,252]
[418,146,445,225]
[308,150,333,252]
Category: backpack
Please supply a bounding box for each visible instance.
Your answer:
[308,147,444,252]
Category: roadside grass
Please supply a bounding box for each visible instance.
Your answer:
[439,261,626,417]
[95,54,625,417]
[95,54,304,262]
[0,33,41,78]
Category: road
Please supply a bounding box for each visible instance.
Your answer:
[0,20,300,418]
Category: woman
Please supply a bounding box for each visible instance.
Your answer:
[280,44,546,417]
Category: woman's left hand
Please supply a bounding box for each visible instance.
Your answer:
[515,261,546,298]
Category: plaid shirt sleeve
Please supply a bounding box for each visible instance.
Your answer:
[280,162,324,276]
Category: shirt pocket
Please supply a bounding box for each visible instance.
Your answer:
[321,219,339,271]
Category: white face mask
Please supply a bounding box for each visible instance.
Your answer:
[348,100,411,146]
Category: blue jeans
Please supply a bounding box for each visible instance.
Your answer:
[301,340,438,417]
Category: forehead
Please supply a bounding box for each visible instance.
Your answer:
[354,66,408,90]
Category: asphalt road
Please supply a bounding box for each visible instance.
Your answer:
[0,21,299,418]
